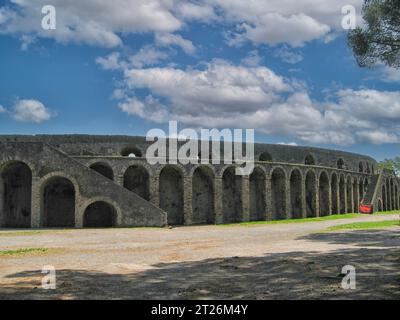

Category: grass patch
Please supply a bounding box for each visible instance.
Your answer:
[0,248,49,256]
[219,211,400,227]
[219,213,361,227]
[326,220,400,231]
[0,229,75,237]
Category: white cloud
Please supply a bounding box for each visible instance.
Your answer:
[0,0,181,48]
[377,66,400,83]
[97,55,400,146]
[241,50,262,67]
[12,99,55,123]
[273,46,303,64]
[277,142,298,146]
[0,0,364,48]
[0,105,6,113]
[155,33,196,54]
[209,0,363,47]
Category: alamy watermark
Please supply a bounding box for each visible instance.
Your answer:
[341,265,356,290]
[145,121,254,176]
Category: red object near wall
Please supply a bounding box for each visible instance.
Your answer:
[359,204,373,214]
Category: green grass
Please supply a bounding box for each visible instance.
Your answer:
[0,248,49,256]
[326,220,400,231]
[219,211,400,227]
[0,229,74,237]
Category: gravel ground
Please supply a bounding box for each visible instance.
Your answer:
[0,213,399,299]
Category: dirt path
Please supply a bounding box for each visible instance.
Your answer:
[0,214,399,299]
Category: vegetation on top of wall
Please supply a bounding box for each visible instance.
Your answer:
[378,157,400,176]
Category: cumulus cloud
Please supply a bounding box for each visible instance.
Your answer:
[0,0,363,48]
[155,33,196,54]
[0,0,181,47]
[377,66,400,83]
[12,99,55,123]
[97,55,400,146]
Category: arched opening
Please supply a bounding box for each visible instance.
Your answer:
[378,199,383,212]
[249,167,266,221]
[353,179,359,212]
[89,162,114,180]
[331,173,338,215]
[366,163,371,174]
[359,180,364,202]
[0,162,32,228]
[364,178,369,197]
[339,175,346,214]
[305,171,316,218]
[159,166,184,225]
[290,169,302,219]
[319,172,330,216]
[222,166,242,223]
[121,146,142,158]
[382,184,387,211]
[42,177,75,227]
[192,166,214,224]
[359,162,364,173]
[346,177,353,213]
[123,166,150,201]
[337,158,345,170]
[371,165,375,175]
[272,168,286,220]
[390,179,395,210]
[83,201,116,228]
[304,154,315,166]
[259,152,272,162]
[386,179,391,211]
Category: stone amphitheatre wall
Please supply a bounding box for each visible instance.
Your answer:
[0,135,398,228]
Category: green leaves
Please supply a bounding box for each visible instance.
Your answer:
[348,0,400,68]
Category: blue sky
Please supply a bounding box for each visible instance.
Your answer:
[0,0,399,160]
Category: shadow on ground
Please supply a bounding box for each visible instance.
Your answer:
[1,229,399,300]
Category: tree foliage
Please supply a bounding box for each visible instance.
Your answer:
[378,157,400,176]
[348,0,400,68]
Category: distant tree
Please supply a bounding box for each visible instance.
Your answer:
[348,0,400,68]
[378,157,400,175]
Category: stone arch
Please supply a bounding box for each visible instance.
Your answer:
[346,176,353,213]
[305,170,317,218]
[121,146,142,157]
[159,165,184,225]
[249,167,266,221]
[259,152,272,162]
[378,199,383,212]
[366,163,371,174]
[83,201,117,228]
[337,158,345,170]
[353,178,359,212]
[222,166,242,223]
[192,166,215,225]
[304,154,315,166]
[359,179,364,202]
[89,162,114,180]
[382,184,387,211]
[290,169,303,219]
[339,175,346,214]
[0,161,32,228]
[390,178,395,210]
[359,162,364,173]
[271,167,286,220]
[331,172,339,215]
[319,171,330,216]
[41,176,75,227]
[123,165,150,201]
[386,179,391,211]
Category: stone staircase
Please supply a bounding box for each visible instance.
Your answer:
[0,141,166,227]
